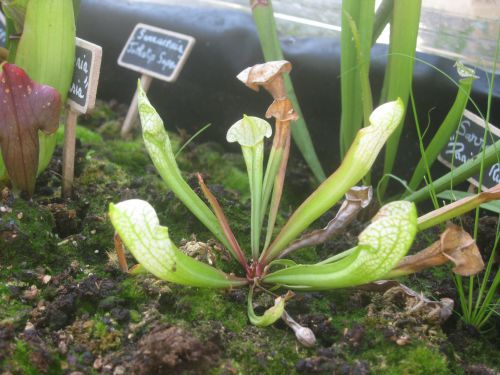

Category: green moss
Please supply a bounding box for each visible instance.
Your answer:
[9,340,39,375]
[118,277,148,304]
[0,199,57,266]
[99,139,151,175]
[67,315,123,354]
[173,141,250,199]
[73,157,134,261]
[129,309,141,323]
[220,327,304,375]
[83,101,118,127]
[5,340,62,375]
[364,344,449,375]
[0,283,31,325]
[449,330,500,370]
[163,287,248,332]
[288,246,320,264]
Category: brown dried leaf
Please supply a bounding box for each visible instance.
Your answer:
[278,186,372,258]
[265,98,299,121]
[0,64,61,195]
[363,280,454,323]
[237,60,291,98]
[114,232,129,273]
[389,224,484,277]
[418,184,500,230]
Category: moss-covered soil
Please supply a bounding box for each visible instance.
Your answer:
[0,102,498,374]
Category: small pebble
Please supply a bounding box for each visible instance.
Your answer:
[113,365,126,375]
[93,356,103,370]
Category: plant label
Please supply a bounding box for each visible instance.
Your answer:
[68,38,103,114]
[0,12,6,48]
[63,38,102,198]
[117,23,195,82]
[438,109,500,189]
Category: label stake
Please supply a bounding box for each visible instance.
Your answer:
[62,38,102,198]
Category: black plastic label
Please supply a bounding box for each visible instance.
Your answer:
[439,110,500,188]
[118,23,195,82]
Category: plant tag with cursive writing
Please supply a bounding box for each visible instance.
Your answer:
[438,110,500,189]
[0,12,6,48]
[68,38,102,114]
[117,23,195,82]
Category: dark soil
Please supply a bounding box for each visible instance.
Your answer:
[0,101,498,374]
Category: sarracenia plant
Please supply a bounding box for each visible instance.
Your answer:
[0,0,75,196]
[109,61,497,334]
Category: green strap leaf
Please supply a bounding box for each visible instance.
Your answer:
[263,201,417,290]
[109,199,247,289]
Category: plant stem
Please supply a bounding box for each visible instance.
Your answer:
[407,89,439,210]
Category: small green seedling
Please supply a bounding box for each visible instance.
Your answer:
[109,61,496,338]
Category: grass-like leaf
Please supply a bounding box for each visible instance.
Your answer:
[408,75,475,191]
[197,173,249,271]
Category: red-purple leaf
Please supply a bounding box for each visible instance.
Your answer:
[0,63,61,195]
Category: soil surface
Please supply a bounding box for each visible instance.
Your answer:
[0,101,498,374]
